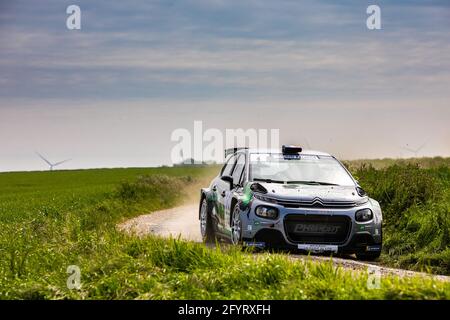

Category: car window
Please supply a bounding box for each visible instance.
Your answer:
[249,153,355,186]
[221,155,236,176]
[232,154,245,186]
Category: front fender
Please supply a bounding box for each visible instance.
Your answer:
[369,198,383,223]
[199,188,213,219]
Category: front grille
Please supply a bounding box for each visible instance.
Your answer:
[253,194,361,209]
[284,214,351,244]
[276,198,357,209]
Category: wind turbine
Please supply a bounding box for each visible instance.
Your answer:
[36,152,71,171]
[401,141,427,157]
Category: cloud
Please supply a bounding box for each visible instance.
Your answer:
[1,1,449,100]
[0,0,449,171]
[1,26,449,101]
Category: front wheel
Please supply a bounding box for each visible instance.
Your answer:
[200,199,216,243]
[231,205,242,245]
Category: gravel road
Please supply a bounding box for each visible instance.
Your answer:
[118,204,449,282]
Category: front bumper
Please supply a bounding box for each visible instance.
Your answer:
[241,198,382,254]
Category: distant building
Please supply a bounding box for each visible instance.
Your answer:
[173,158,208,167]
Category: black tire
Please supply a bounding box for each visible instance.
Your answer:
[356,251,381,261]
[200,198,216,243]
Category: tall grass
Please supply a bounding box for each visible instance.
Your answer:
[350,163,450,274]
[0,160,449,299]
[1,234,449,300]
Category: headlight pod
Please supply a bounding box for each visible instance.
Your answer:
[355,208,373,222]
[253,193,277,203]
[255,206,279,219]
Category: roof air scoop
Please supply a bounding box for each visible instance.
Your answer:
[282,145,303,154]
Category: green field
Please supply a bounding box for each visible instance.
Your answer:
[0,159,449,299]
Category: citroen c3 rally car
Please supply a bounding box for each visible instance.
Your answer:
[199,145,383,260]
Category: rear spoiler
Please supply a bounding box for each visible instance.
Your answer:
[225,147,248,158]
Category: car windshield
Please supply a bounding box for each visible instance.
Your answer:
[249,153,355,186]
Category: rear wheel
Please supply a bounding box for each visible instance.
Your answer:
[356,251,381,261]
[231,205,242,245]
[200,199,216,243]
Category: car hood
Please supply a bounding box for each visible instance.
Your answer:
[253,182,366,204]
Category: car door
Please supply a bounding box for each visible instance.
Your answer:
[224,154,246,229]
[214,155,236,231]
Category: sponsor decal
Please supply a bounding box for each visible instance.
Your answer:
[244,241,265,248]
[359,224,372,231]
[294,223,341,234]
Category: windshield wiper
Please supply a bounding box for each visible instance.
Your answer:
[286,180,339,186]
[253,178,285,184]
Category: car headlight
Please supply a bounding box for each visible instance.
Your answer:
[355,208,373,222]
[253,193,277,203]
[255,206,279,219]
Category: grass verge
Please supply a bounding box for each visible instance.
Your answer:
[0,160,449,299]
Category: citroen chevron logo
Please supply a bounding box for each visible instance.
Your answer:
[311,197,324,206]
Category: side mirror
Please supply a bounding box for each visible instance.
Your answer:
[221,175,234,189]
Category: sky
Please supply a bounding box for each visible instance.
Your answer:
[0,0,449,172]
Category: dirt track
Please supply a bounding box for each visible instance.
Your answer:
[118,204,449,282]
